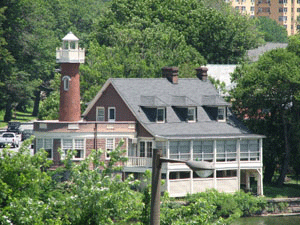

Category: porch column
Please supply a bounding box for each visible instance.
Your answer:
[213,140,217,189]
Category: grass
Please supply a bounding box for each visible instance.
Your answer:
[0,109,37,129]
[264,182,300,198]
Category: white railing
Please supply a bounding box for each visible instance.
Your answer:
[126,157,152,167]
[56,48,85,63]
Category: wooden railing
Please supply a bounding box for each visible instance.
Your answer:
[126,157,152,167]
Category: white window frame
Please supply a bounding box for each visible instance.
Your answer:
[217,107,226,122]
[106,138,115,160]
[216,140,237,162]
[139,141,153,158]
[96,107,105,121]
[156,107,165,123]
[37,138,53,159]
[187,107,196,122]
[62,76,71,91]
[108,107,116,122]
[61,138,85,160]
[240,139,260,161]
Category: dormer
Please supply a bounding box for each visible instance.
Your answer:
[171,96,198,122]
[202,95,230,122]
[56,32,85,63]
[140,96,167,123]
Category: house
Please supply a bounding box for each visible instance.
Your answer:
[34,32,264,197]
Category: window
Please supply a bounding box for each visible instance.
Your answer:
[241,6,246,12]
[218,107,226,121]
[235,6,239,11]
[106,138,114,159]
[108,107,116,122]
[279,0,288,3]
[37,138,53,159]
[193,140,213,162]
[217,170,237,178]
[139,141,153,158]
[187,107,196,122]
[156,108,165,123]
[250,6,255,11]
[297,8,300,12]
[62,76,71,91]
[62,138,85,160]
[279,8,288,12]
[169,141,190,160]
[298,0,300,3]
[279,16,288,21]
[96,107,105,121]
[216,140,237,162]
[240,140,260,161]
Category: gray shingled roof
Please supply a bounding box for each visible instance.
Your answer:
[110,78,262,139]
[247,42,288,62]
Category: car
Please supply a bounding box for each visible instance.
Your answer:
[0,132,19,148]
[21,129,33,141]
[7,122,21,134]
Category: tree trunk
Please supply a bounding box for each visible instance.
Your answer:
[276,115,290,186]
[32,90,40,117]
[4,102,12,122]
[263,160,276,184]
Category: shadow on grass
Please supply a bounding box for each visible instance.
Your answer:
[264,183,300,198]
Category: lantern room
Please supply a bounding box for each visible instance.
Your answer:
[56,31,85,64]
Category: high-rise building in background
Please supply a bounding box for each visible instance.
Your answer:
[226,0,300,36]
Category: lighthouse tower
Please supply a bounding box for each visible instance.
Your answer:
[56,32,85,121]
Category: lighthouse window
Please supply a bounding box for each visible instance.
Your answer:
[70,41,76,49]
[62,76,71,91]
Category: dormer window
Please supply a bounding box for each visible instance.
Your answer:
[62,76,71,91]
[187,107,196,122]
[157,108,165,123]
[218,107,226,122]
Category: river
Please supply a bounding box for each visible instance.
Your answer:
[232,215,300,225]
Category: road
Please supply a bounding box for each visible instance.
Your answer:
[0,133,34,156]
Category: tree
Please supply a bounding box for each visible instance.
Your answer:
[256,16,288,43]
[94,0,262,64]
[230,48,300,185]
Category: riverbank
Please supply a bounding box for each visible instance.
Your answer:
[261,197,300,216]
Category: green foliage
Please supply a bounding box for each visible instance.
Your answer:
[0,138,143,225]
[186,190,267,218]
[38,91,60,120]
[231,47,300,184]
[256,17,288,43]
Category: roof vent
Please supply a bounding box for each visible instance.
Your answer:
[162,67,179,84]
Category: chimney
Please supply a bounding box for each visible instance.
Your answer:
[162,67,179,84]
[195,67,208,81]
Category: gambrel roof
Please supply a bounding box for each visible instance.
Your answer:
[83,78,263,140]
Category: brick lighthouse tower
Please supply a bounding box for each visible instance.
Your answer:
[56,32,85,121]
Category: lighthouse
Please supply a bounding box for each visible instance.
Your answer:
[56,32,85,121]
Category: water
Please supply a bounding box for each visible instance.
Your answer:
[232,215,300,225]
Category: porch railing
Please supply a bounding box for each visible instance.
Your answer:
[126,157,152,167]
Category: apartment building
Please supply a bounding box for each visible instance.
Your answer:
[226,0,300,35]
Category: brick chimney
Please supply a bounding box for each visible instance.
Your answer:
[195,67,208,81]
[162,67,179,84]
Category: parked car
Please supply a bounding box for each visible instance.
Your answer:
[21,129,33,141]
[0,132,19,148]
[7,122,21,134]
